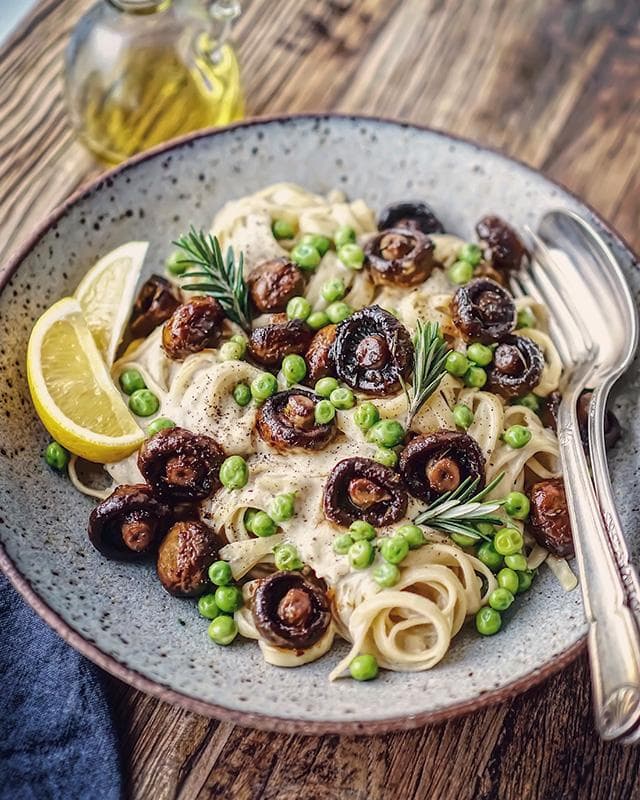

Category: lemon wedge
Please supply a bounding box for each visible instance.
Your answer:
[74,240,149,364]
[27,297,144,462]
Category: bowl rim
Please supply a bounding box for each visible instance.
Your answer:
[2,111,634,734]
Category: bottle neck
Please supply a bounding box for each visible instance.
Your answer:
[109,0,172,13]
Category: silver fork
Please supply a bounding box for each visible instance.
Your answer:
[509,231,640,743]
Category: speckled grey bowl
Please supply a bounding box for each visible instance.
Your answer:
[1,115,639,734]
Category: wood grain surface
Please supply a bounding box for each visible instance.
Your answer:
[2,1,640,798]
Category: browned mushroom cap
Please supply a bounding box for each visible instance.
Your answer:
[451,277,517,344]
[476,215,529,272]
[256,389,336,453]
[248,314,313,368]
[378,201,445,235]
[247,258,305,314]
[399,431,485,503]
[332,305,413,396]
[527,477,573,558]
[162,296,225,360]
[130,275,180,338]
[540,390,560,432]
[88,484,170,560]
[577,390,621,450]
[156,520,220,596]
[365,227,436,287]
[137,426,225,502]
[486,335,544,399]
[323,457,408,527]
[305,324,337,385]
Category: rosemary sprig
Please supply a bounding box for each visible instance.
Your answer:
[404,320,451,428]
[174,227,251,333]
[413,472,506,541]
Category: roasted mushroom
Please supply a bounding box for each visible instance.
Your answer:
[486,335,544,399]
[451,277,517,343]
[156,519,220,596]
[378,201,445,235]
[247,258,305,314]
[323,457,408,527]
[138,426,225,502]
[364,227,436,287]
[305,324,337,385]
[88,484,170,560]
[577,390,621,450]
[162,296,225,360]
[476,215,529,272]
[528,477,573,558]
[130,275,180,338]
[399,431,485,503]
[252,569,331,650]
[248,314,313,368]
[256,389,336,452]
[332,305,413,396]
[540,390,560,432]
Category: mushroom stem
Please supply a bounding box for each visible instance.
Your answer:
[121,517,155,552]
[426,456,461,493]
[277,588,313,627]
[348,477,391,509]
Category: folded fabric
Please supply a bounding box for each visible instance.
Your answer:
[0,572,122,800]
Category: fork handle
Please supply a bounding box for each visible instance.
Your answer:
[558,388,640,741]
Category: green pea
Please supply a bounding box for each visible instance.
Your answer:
[453,403,474,429]
[321,277,346,303]
[504,491,530,520]
[272,218,297,240]
[307,310,330,330]
[505,553,528,572]
[475,606,502,636]
[476,522,496,538]
[300,232,331,256]
[208,560,233,586]
[516,307,537,329]
[451,532,479,548]
[166,250,188,276]
[291,242,321,270]
[334,225,357,249]
[515,393,540,413]
[397,524,425,549]
[467,343,493,366]
[129,389,160,417]
[232,332,248,347]
[214,585,243,613]
[315,377,339,397]
[379,535,409,565]
[349,520,376,541]
[330,387,355,410]
[208,615,238,645]
[354,402,380,432]
[448,260,474,285]
[373,562,401,588]
[326,301,353,323]
[497,567,519,594]
[503,424,531,449]
[315,399,336,425]
[445,351,469,377]
[373,447,398,468]
[517,569,535,593]
[220,341,245,361]
[464,366,487,389]
[243,508,258,531]
[250,511,277,538]
[147,417,176,437]
[274,543,303,571]
[119,368,146,395]
[349,653,378,681]
[251,372,278,402]
[493,527,524,556]
[219,455,249,490]
[367,419,405,448]
[233,383,251,407]
[459,243,482,266]
[338,243,365,270]
[286,295,312,321]
[282,353,307,385]
[477,540,504,572]
[489,587,514,611]
[197,593,220,620]
[349,540,375,569]
[269,493,296,523]
[44,441,69,471]
[333,533,354,555]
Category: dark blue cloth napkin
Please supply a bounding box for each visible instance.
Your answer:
[0,572,122,800]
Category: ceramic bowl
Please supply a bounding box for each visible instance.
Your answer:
[1,115,639,734]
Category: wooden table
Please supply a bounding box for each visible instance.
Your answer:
[2,1,640,797]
